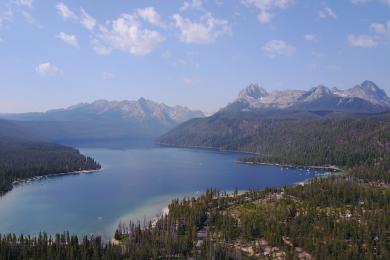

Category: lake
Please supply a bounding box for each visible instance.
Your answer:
[0,146,325,240]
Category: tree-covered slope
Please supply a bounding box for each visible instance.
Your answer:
[0,139,101,194]
[0,120,101,194]
[158,112,390,167]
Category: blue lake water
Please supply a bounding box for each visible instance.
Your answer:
[0,147,324,240]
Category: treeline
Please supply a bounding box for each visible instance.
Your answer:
[158,112,390,167]
[0,232,120,259]
[0,139,101,194]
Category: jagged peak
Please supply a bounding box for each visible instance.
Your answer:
[137,97,148,103]
[238,83,268,100]
[359,80,386,95]
[349,80,389,103]
[361,80,378,88]
[309,85,332,94]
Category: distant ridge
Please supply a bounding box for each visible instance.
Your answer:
[0,98,204,144]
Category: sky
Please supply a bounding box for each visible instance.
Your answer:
[0,0,389,113]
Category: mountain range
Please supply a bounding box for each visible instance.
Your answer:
[0,98,204,144]
[226,80,389,114]
[1,81,388,145]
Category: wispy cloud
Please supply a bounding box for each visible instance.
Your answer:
[15,0,33,8]
[304,33,319,42]
[370,20,390,38]
[80,8,96,30]
[137,7,165,28]
[347,34,377,47]
[57,32,78,47]
[241,0,294,24]
[56,2,77,21]
[180,0,204,12]
[36,62,63,76]
[172,13,231,44]
[262,40,295,57]
[347,19,390,48]
[319,6,337,19]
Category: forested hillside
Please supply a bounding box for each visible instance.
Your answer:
[158,112,390,167]
[0,139,101,194]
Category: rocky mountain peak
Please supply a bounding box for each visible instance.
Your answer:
[228,81,389,113]
[238,84,268,101]
[299,85,333,102]
[348,80,389,106]
[310,85,333,95]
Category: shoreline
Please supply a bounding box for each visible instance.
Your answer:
[157,143,343,172]
[237,160,342,172]
[156,142,259,156]
[11,168,103,188]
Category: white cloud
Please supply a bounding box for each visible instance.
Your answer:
[15,0,33,8]
[241,0,294,24]
[304,33,319,42]
[172,13,230,44]
[57,32,78,47]
[319,7,337,19]
[180,0,203,12]
[347,34,377,47]
[370,20,390,38]
[137,7,165,27]
[262,40,295,57]
[347,20,389,48]
[36,63,63,76]
[92,13,165,56]
[56,2,77,21]
[80,8,96,30]
[370,23,386,34]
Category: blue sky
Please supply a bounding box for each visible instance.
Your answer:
[0,0,389,113]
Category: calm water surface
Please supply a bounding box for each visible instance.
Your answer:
[0,147,324,239]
